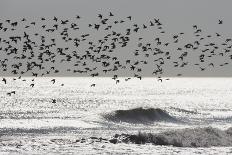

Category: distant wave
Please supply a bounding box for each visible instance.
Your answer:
[169,107,198,114]
[109,127,232,147]
[103,107,180,124]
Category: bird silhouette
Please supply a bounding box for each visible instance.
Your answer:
[218,19,223,24]
[2,78,6,84]
[51,79,56,84]
[0,12,231,87]
[90,84,96,87]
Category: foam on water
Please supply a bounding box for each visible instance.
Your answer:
[1,78,232,154]
[111,126,232,147]
[0,119,97,129]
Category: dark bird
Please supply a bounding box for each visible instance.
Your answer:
[2,78,6,84]
[51,79,56,84]
[208,63,214,67]
[109,12,114,16]
[11,91,15,94]
[53,16,58,21]
[216,33,221,37]
[158,78,163,82]
[218,19,223,24]
[98,14,103,19]
[150,21,154,26]
[193,25,197,29]
[90,84,96,87]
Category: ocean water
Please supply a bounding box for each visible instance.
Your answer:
[0,77,232,154]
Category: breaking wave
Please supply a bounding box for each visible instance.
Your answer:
[109,127,232,147]
[103,107,179,124]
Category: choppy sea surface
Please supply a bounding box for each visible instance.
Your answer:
[1,77,232,154]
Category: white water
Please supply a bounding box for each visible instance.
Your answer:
[0,77,232,154]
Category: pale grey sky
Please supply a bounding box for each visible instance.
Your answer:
[1,0,232,77]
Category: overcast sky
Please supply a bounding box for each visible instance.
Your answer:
[1,0,232,77]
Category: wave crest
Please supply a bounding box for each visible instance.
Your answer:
[103,107,179,124]
[110,127,232,147]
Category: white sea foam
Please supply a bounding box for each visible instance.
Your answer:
[1,78,232,154]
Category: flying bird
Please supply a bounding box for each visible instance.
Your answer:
[2,78,6,84]
[218,19,223,24]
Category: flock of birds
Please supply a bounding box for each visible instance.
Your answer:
[0,12,232,97]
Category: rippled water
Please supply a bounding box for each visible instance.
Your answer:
[1,77,232,154]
